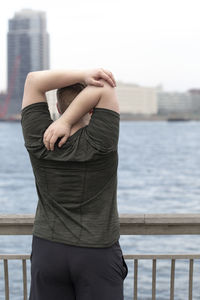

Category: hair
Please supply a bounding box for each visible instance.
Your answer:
[56,82,86,114]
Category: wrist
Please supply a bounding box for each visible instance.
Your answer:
[59,114,73,127]
[76,70,86,85]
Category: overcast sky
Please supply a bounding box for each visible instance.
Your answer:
[0,0,199,92]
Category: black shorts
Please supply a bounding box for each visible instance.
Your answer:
[29,235,128,300]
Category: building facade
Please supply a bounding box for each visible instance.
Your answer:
[157,91,192,115]
[6,9,50,117]
[115,81,158,114]
[158,89,200,116]
[188,89,200,114]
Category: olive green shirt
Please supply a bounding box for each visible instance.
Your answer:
[21,102,120,247]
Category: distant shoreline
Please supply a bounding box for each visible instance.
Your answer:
[1,114,200,122]
[120,114,200,121]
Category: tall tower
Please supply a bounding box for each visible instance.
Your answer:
[7,9,50,116]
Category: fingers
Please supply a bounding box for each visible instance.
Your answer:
[49,134,58,151]
[101,68,116,87]
[43,127,57,151]
[43,130,52,150]
[43,129,69,150]
[91,79,104,87]
[99,68,116,87]
[42,118,72,151]
[58,135,68,148]
[43,132,57,151]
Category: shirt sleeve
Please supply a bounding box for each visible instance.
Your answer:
[85,107,120,153]
[21,102,120,161]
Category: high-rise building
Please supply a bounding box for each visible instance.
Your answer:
[6,8,50,117]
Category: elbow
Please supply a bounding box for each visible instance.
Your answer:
[26,71,37,82]
[25,72,35,86]
[25,71,46,93]
[25,72,40,91]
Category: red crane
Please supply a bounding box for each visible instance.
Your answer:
[0,55,21,119]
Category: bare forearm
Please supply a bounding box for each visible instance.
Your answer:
[28,69,85,93]
[42,69,117,151]
[59,85,102,126]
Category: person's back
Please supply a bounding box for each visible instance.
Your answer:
[21,69,128,300]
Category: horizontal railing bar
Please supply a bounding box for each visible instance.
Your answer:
[124,254,200,259]
[0,214,34,224]
[0,255,30,259]
[120,214,200,224]
[1,213,200,224]
[1,254,200,259]
[1,214,200,235]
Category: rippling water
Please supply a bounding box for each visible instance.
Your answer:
[0,120,200,299]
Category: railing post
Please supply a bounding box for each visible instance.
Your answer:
[170,259,175,300]
[3,259,9,300]
[152,259,156,300]
[133,259,138,300]
[22,259,27,300]
[188,259,193,300]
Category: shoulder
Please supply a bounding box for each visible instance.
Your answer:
[21,72,47,110]
[94,79,120,114]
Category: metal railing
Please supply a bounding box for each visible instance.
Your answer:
[1,213,200,300]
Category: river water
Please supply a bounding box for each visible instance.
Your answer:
[0,120,200,299]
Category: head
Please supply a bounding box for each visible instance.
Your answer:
[56,83,93,122]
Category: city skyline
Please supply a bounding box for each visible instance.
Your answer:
[0,0,200,93]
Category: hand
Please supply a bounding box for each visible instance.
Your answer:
[83,68,116,88]
[43,118,72,151]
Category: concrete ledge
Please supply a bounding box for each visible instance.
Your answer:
[1,214,200,235]
[119,213,200,235]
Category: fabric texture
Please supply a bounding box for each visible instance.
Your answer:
[29,234,128,300]
[21,101,120,247]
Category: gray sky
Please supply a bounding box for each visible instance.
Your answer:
[0,0,199,92]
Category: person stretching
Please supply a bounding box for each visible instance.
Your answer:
[21,68,128,300]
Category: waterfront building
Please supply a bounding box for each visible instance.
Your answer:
[115,81,158,115]
[157,91,192,115]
